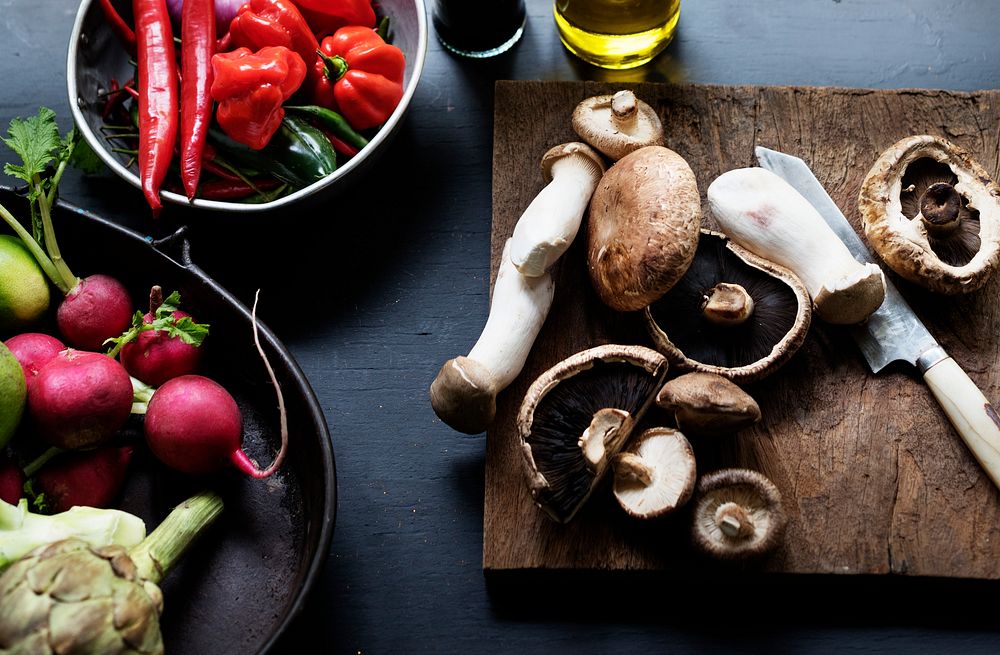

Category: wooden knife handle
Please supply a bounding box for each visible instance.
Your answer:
[923,356,1000,490]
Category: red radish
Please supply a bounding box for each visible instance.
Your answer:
[144,374,266,476]
[4,332,65,387]
[144,292,287,479]
[0,454,23,504]
[115,288,208,386]
[33,446,133,512]
[28,349,133,449]
[56,274,133,351]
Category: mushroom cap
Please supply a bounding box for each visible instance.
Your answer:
[859,134,1000,294]
[429,356,498,435]
[571,90,665,161]
[517,344,669,523]
[588,146,702,312]
[691,468,787,560]
[612,427,697,519]
[644,230,811,382]
[540,141,606,185]
[656,372,761,436]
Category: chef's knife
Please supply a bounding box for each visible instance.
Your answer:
[755,146,1000,490]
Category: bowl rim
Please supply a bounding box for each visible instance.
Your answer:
[66,0,428,214]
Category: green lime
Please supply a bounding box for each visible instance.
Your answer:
[0,341,26,448]
[0,234,50,334]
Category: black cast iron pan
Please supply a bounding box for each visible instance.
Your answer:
[0,186,336,654]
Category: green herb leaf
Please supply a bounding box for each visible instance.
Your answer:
[2,107,61,189]
[150,315,210,347]
[67,129,104,175]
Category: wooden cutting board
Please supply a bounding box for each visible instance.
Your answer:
[484,80,1000,577]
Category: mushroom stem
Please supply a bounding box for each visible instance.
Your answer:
[701,282,755,325]
[610,90,640,135]
[578,408,633,471]
[509,143,605,277]
[708,167,886,325]
[918,182,963,236]
[430,240,555,434]
[715,501,754,539]
[613,452,655,487]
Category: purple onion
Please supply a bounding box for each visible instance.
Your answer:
[165,0,247,29]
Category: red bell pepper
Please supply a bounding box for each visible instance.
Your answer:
[296,0,376,38]
[228,0,319,68]
[314,26,405,131]
[210,46,307,150]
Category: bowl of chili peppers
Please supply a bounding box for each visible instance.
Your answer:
[67,0,427,214]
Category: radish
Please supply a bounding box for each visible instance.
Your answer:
[4,332,65,387]
[109,287,208,386]
[144,291,287,479]
[31,446,133,513]
[144,375,270,477]
[0,454,23,504]
[28,349,133,449]
[0,109,132,353]
[56,274,133,351]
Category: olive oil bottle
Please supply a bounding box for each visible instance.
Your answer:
[554,0,680,69]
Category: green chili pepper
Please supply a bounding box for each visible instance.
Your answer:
[207,115,337,189]
[284,105,369,152]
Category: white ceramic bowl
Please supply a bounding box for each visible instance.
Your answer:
[67,0,427,214]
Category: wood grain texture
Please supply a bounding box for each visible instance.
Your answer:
[485,80,1000,577]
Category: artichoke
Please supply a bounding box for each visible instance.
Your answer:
[0,491,223,655]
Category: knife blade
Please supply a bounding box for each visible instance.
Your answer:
[755,145,1000,490]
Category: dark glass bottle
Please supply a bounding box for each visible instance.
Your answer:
[431,0,527,58]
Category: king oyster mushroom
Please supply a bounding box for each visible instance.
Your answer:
[430,239,555,435]
[691,468,787,560]
[509,142,606,277]
[644,230,811,382]
[859,134,1000,294]
[571,90,665,161]
[518,344,669,523]
[708,167,886,324]
[656,371,761,436]
[612,427,697,519]
[588,145,702,312]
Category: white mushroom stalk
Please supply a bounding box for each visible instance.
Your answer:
[708,167,886,325]
[430,239,555,434]
[510,142,605,277]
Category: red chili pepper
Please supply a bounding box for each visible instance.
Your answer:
[210,46,307,150]
[180,0,216,201]
[321,129,359,158]
[133,0,178,217]
[196,178,281,200]
[228,0,318,67]
[99,0,137,55]
[295,0,376,38]
[314,26,405,131]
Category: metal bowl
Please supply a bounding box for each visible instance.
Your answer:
[66,0,427,214]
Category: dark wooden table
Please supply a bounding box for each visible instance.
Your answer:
[3,0,1000,652]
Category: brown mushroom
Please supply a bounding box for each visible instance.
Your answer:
[612,427,696,519]
[518,344,669,523]
[656,372,761,436]
[571,90,665,161]
[588,146,701,312]
[691,468,787,560]
[859,134,1000,294]
[645,230,811,382]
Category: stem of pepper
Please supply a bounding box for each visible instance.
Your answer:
[318,51,349,82]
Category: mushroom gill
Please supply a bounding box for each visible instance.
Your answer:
[899,157,981,266]
[645,232,809,381]
[518,345,668,523]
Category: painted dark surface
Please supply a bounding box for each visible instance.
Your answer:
[1,0,1000,652]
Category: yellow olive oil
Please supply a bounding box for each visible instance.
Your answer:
[554,0,680,69]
